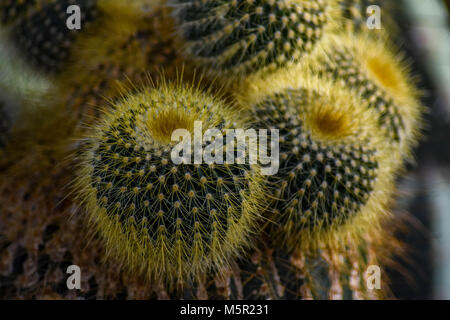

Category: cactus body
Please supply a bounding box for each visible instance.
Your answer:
[75,82,265,287]
[238,70,395,250]
[302,34,422,161]
[172,0,339,79]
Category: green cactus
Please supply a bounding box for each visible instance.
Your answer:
[75,81,265,288]
[0,101,11,147]
[302,33,423,161]
[238,70,396,250]
[171,0,340,79]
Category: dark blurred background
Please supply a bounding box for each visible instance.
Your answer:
[387,0,450,299]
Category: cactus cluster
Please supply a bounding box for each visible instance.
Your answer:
[239,71,395,249]
[75,81,265,286]
[172,0,339,79]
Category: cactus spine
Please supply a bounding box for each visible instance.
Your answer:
[75,81,265,287]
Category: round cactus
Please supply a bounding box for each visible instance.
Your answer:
[75,81,265,287]
[302,33,422,161]
[171,0,340,79]
[239,70,396,250]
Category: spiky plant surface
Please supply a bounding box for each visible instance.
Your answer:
[237,70,397,251]
[0,3,185,294]
[0,163,405,300]
[0,79,405,300]
[0,0,414,300]
[299,33,423,162]
[74,81,267,287]
[171,0,340,80]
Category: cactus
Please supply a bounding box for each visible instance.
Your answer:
[238,70,396,250]
[0,0,417,300]
[301,33,422,161]
[171,0,340,79]
[74,81,265,287]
